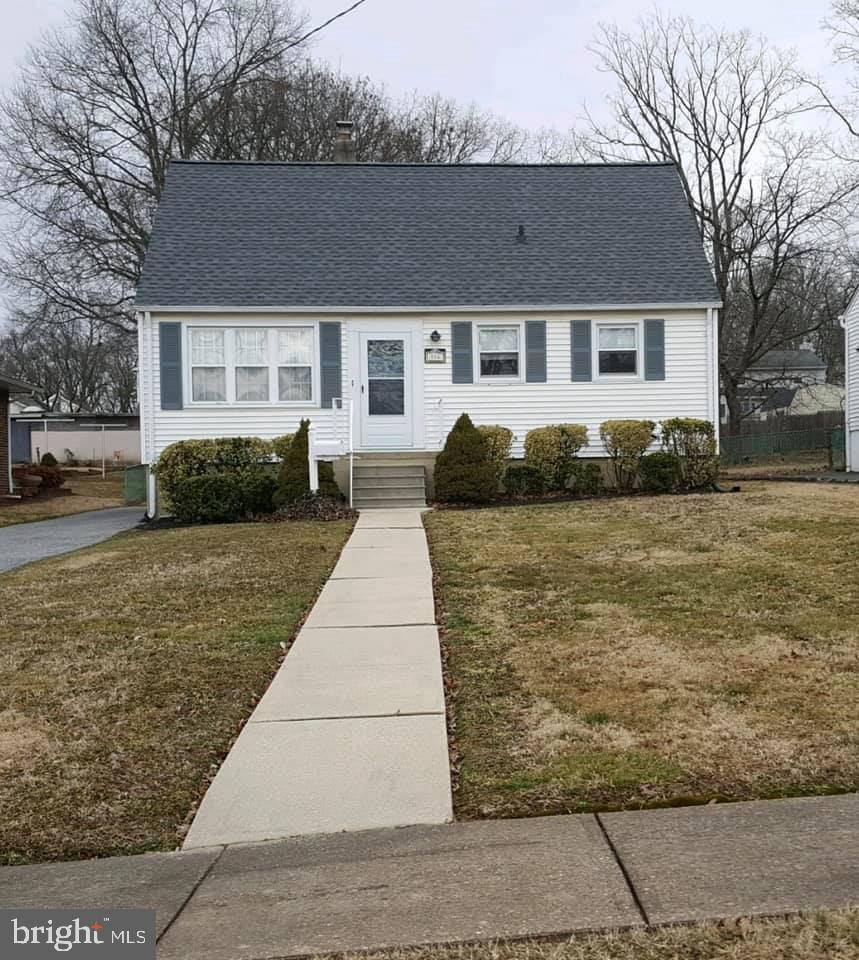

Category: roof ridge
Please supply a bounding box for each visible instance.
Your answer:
[168,159,677,169]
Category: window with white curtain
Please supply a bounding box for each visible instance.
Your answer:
[187,326,315,403]
[235,329,269,402]
[597,325,638,375]
[190,329,227,402]
[278,328,313,401]
[478,325,520,378]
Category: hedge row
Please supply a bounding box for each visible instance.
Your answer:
[154,426,341,523]
[434,415,718,503]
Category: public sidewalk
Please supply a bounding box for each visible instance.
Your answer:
[2,794,857,959]
[182,508,452,848]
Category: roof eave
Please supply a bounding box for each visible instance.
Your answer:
[135,300,723,314]
[0,373,37,394]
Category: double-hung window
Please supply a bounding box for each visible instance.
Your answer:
[597,324,638,376]
[478,325,521,379]
[235,329,269,402]
[190,329,227,402]
[278,328,314,401]
[188,326,315,403]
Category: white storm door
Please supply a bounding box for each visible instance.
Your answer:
[359,333,413,449]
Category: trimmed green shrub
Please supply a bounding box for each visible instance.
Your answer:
[154,436,272,506]
[434,413,497,503]
[477,425,514,484]
[270,434,294,460]
[274,419,310,506]
[270,493,357,521]
[524,424,588,489]
[660,417,719,489]
[600,420,656,492]
[169,472,261,524]
[318,461,342,500]
[28,465,65,489]
[40,452,58,467]
[567,460,604,497]
[639,452,682,494]
[503,463,545,498]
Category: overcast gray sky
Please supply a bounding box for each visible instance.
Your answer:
[0,0,845,132]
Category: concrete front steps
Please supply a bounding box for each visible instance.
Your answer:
[352,463,427,510]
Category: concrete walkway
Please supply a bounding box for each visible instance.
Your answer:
[183,508,452,848]
[2,794,858,959]
[0,506,144,574]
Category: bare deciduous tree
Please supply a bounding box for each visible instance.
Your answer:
[576,12,856,431]
[0,307,138,413]
[0,0,308,334]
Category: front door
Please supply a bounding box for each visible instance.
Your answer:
[359,332,413,449]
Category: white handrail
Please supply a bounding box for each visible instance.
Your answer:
[307,422,319,492]
[436,397,445,449]
[306,399,354,502]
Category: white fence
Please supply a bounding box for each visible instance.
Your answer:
[31,429,141,465]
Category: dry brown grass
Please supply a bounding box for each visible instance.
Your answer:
[0,518,352,864]
[720,449,830,479]
[425,482,859,818]
[327,910,859,960]
[0,473,126,527]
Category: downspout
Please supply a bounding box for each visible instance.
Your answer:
[840,313,851,471]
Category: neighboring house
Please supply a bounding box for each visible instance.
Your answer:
[842,294,859,470]
[722,349,830,423]
[0,372,36,496]
[11,412,141,466]
[135,141,721,513]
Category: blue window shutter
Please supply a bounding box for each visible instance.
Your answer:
[159,322,183,409]
[571,320,592,382]
[525,321,547,383]
[451,321,473,383]
[644,319,666,381]
[319,321,342,408]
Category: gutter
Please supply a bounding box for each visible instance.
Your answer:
[134,301,724,315]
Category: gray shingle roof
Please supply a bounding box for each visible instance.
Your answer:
[751,349,826,371]
[136,161,720,309]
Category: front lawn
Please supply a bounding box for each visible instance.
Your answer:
[330,909,859,960]
[0,519,352,864]
[426,482,859,818]
[0,472,127,527]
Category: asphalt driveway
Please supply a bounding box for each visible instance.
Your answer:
[0,507,144,574]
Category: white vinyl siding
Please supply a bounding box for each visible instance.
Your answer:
[422,310,715,457]
[844,293,859,469]
[141,314,347,461]
[140,308,716,463]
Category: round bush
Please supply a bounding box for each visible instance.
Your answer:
[40,452,58,467]
[524,424,588,490]
[599,420,656,492]
[169,469,276,524]
[170,474,248,524]
[154,436,272,506]
[477,425,513,484]
[434,413,497,504]
[503,463,545,497]
[566,460,604,496]
[27,465,65,489]
[660,417,719,489]
[640,452,682,494]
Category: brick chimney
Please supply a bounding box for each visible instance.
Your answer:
[334,120,356,162]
